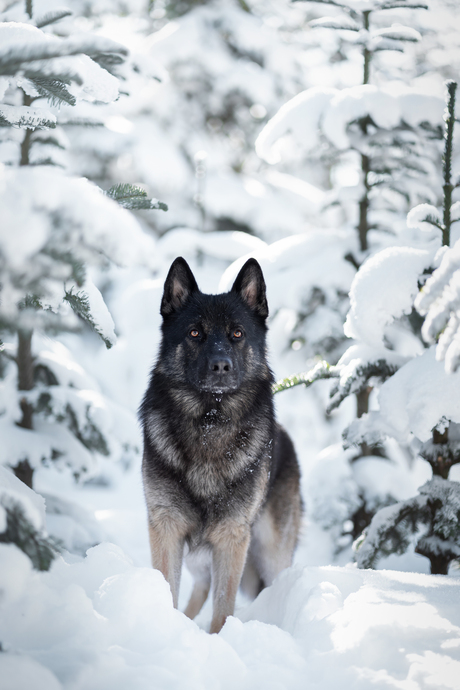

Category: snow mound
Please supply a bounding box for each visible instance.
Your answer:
[1,541,459,689]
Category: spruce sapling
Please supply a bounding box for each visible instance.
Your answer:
[354,82,460,574]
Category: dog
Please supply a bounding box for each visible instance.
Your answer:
[140,256,302,633]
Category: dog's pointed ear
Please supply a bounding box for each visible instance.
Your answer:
[231,258,268,318]
[161,257,199,317]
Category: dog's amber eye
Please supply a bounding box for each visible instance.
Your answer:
[190,329,200,338]
[233,329,243,339]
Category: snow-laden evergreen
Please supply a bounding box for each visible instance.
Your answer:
[0,8,161,490]
[327,81,460,575]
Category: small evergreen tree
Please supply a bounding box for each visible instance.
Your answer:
[257,0,444,425]
[263,0,440,249]
[254,0,453,552]
[343,81,460,574]
[0,6,164,489]
[271,76,460,562]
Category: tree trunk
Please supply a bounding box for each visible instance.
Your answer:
[442,81,457,247]
[20,94,33,166]
[358,153,370,252]
[13,459,35,488]
[430,427,451,479]
[355,387,385,457]
[362,11,371,86]
[14,329,35,488]
[429,555,450,575]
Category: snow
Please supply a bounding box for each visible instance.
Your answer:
[310,16,360,31]
[66,54,119,104]
[398,93,445,127]
[220,229,357,319]
[0,22,122,105]
[407,203,443,232]
[0,165,154,273]
[0,103,57,128]
[157,227,266,263]
[0,465,46,530]
[372,25,422,43]
[415,238,460,373]
[256,82,445,167]
[0,538,459,690]
[0,651,62,690]
[255,87,337,163]
[344,245,437,347]
[79,278,117,348]
[322,85,401,150]
[377,347,460,443]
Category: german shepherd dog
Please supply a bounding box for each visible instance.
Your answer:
[140,257,302,633]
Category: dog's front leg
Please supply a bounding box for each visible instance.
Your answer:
[208,522,251,634]
[148,513,186,608]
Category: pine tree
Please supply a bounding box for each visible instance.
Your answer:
[257,0,445,435]
[64,0,314,239]
[258,1,454,552]
[346,81,460,574]
[262,0,440,249]
[0,5,164,489]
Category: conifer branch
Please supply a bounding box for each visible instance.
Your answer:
[0,497,59,571]
[272,360,337,394]
[35,9,73,28]
[64,288,114,349]
[0,36,128,76]
[29,76,77,107]
[378,2,428,9]
[328,359,399,413]
[354,497,427,569]
[106,183,168,211]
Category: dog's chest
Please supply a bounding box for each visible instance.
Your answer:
[146,408,270,501]
[182,415,268,499]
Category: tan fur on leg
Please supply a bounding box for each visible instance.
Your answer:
[147,511,189,608]
[208,522,251,634]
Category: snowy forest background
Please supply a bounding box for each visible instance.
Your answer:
[1,0,460,688]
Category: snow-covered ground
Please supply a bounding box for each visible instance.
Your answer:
[0,458,457,690]
[0,332,457,690]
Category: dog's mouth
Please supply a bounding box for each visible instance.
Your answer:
[199,382,239,394]
[197,373,241,394]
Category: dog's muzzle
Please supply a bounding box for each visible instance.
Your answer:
[202,355,238,392]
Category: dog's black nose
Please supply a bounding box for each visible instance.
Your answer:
[209,356,233,374]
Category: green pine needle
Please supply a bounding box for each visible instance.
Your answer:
[35,9,73,29]
[64,288,113,349]
[0,498,59,571]
[106,183,168,211]
[29,77,77,107]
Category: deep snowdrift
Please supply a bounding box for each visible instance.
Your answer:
[1,538,459,690]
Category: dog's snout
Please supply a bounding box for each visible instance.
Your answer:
[210,356,233,374]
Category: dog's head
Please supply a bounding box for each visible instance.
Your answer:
[158,257,270,394]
